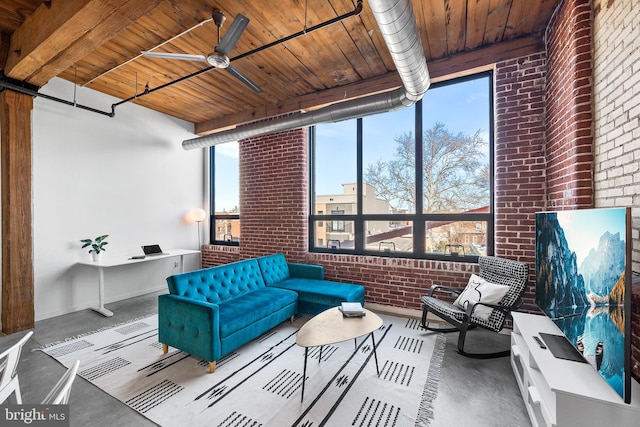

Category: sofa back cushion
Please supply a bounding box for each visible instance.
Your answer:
[257,254,291,285]
[167,259,266,304]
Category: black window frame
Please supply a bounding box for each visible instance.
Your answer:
[209,146,240,246]
[309,71,495,262]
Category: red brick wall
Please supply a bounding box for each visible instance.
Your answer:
[201,244,239,267]
[545,0,594,210]
[305,254,478,311]
[237,128,309,261]
[494,53,548,312]
[203,127,309,264]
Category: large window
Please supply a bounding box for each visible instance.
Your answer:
[210,141,240,245]
[310,72,493,260]
[311,120,357,249]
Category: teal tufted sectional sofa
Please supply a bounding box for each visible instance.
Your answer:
[158,253,364,373]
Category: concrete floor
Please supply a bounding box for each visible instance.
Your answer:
[1,291,530,426]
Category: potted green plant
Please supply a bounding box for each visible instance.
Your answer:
[81,235,109,262]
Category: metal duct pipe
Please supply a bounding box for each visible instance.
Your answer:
[182,0,429,150]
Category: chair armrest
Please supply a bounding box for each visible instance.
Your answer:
[288,262,324,280]
[158,294,221,361]
[428,285,463,297]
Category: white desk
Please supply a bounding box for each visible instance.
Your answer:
[77,249,200,317]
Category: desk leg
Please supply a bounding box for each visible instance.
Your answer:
[370,332,380,376]
[91,267,114,317]
[301,347,308,402]
[180,255,185,273]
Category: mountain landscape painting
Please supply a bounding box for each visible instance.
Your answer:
[535,207,630,401]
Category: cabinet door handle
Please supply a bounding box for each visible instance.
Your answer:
[528,385,541,404]
[511,345,521,357]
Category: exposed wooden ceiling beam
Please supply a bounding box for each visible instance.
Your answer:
[0,31,10,70]
[195,34,545,135]
[427,35,545,79]
[4,0,163,86]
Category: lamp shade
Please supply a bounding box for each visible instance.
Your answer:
[192,208,207,222]
[183,208,207,224]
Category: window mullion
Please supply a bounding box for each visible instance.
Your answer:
[414,100,425,254]
[354,118,364,252]
[209,147,215,245]
[308,126,316,252]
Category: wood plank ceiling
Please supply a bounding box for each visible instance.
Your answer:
[0,0,561,135]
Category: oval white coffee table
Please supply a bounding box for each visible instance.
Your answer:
[296,306,383,401]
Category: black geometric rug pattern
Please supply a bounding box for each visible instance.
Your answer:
[42,313,445,426]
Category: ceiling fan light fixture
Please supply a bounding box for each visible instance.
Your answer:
[206,53,230,68]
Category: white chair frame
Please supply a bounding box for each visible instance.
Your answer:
[41,360,80,404]
[0,330,34,404]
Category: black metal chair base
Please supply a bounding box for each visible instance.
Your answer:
[421,323,459,333]
[457,347,511,359]
[422,305,511,359]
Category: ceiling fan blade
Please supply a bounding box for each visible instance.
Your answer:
[141,51,207,62]
[215,14,249,56]
[226,65,262,93]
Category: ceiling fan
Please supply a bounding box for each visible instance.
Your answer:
[141,10,262,93]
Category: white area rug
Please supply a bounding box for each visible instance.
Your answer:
[42,312,445,426]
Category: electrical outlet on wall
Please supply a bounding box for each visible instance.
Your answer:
[174,261,180,268]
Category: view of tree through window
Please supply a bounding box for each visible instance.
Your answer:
[310,72,493,259]
[363,107,415,214]
[421,76,491,256]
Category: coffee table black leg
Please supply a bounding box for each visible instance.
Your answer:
[302,347,308,402]
[370,332,380,376]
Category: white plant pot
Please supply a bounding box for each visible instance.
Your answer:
[92,252,102,262]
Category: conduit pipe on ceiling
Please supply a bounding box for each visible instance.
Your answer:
[0,74,115,117]
[182,0,430,150]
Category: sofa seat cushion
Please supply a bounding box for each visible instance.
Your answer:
[268,278,364,307]
[218,287,298,338]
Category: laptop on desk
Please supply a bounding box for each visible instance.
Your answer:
[141,244,168,256]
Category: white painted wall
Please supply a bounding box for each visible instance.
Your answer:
[29,77,206,321]
[593,0,640,272]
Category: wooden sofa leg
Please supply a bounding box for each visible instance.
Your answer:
[162,344,168,354]
[290,315,295,323]
[209,361,216,374]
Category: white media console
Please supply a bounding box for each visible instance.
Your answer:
[511,312,640,427]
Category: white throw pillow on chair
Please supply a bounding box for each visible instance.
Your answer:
[454,274,510,321]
